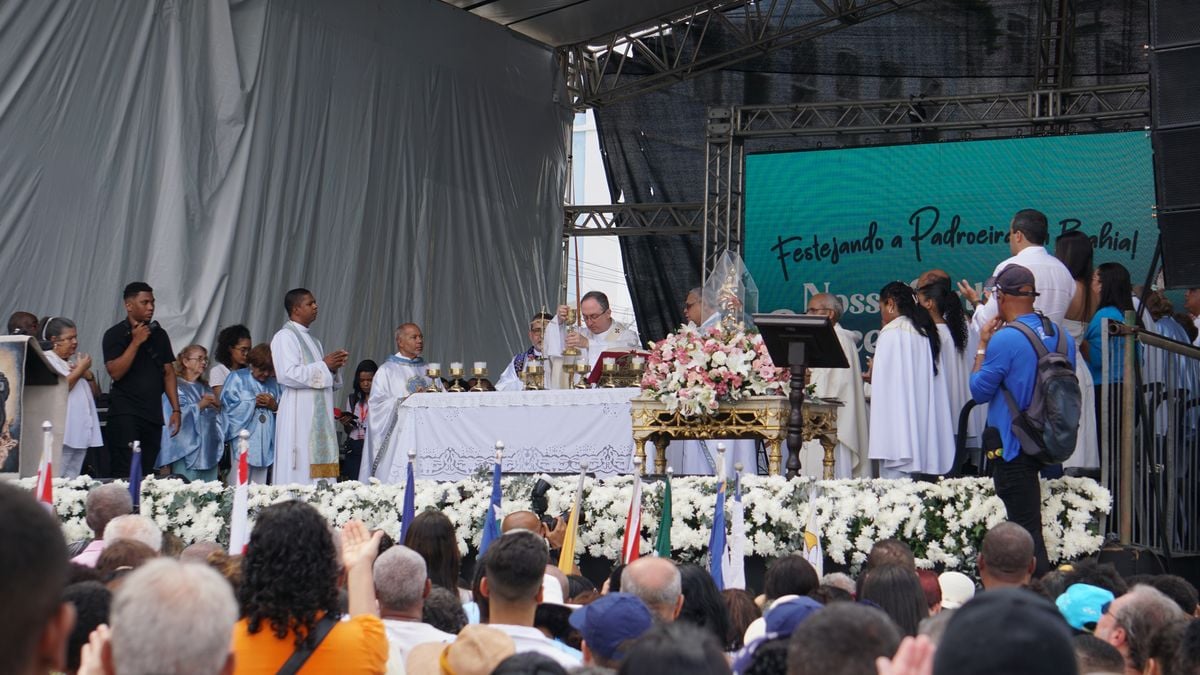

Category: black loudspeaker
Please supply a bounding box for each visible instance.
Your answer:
[1096,545,1169,577]
[1151,0,1200,287]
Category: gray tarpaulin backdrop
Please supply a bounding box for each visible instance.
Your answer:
[0,0,569,395]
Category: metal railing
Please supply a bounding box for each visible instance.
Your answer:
[1101,315,1200,557]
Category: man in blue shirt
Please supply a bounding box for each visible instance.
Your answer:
[970,264,1075,577]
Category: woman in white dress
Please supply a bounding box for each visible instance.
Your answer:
[1054,231,1100,474]
[868,281,956,477]
[917,276,978,449]
[41,318,102,478]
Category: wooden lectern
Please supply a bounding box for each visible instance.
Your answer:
[752,314,849,478]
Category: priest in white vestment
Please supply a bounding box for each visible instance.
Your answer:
[545,291,641,369]
[800,294,869,479]
[270,289,346,485]
[495,313,554,392]
[868,282,956,477]
[361,323,441,483]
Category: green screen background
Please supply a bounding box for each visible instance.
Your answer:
[743,131,1157,354]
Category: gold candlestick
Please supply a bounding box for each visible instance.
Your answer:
[572,361,590,389]
[523,361,544,390]
[470,364,488,392]
[448,364,465,392]
[601,359,617,388]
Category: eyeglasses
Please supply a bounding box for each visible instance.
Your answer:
[806,307,833,314]
[233,347,250,354]
[185,356,209,364]
[582,310,609,322]
[684,301,698,310]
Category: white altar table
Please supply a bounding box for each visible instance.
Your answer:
[388,388,640,482]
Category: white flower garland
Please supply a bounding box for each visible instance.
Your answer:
[18,474,1110,572]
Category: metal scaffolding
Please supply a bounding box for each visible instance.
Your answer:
[563,203,704,237]
[560,0,930,111]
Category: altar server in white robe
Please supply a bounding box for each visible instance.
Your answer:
[545,291,641,370]
[361,323,442,483]
[270,288,346,485]
[496,313,554,392]
[918,275,982,448]
[800,294,869,479]
[868,281,956,477]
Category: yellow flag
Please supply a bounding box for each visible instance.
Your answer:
[557,468,587,573]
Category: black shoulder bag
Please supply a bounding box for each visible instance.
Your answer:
[276,615,339,675]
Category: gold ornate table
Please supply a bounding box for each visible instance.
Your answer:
[630,395,840,478]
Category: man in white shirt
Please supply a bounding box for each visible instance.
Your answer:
[550,291,641,369]
[373,545,454,674]
[270,288,347,485]
[966,209,1076,330]
[482,530,582,667]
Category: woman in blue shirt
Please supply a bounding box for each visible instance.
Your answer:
[1083,262,1139,454]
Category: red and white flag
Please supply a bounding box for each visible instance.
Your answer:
[34,421,53,509]
[620,473,643,564]
[228,431,251,555]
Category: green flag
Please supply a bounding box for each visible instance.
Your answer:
[654,471,673,557]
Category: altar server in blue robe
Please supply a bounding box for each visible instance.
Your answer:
[157,345,224,481]
[220,343,281,484]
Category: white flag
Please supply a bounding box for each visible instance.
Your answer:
[802,491,824,578]
[228,433,251,555]
[722,471,746,589]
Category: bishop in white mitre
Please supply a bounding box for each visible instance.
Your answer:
[270,289,346,486]
[496,313,554,391]
[544,291,641,369]
[360,323,441,483]
[800,294,869,479]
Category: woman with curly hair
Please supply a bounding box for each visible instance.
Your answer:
[211,324,252,398]
[868,281,955,478]
[403,510,470,601]
[232,500,386,673]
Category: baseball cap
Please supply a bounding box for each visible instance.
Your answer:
[938,571,977,610]
[933,588,1077,675]
[1056,583,1115,632]
[764,595,823,636]
[568,592,653,661]
[407,624,516,675]
[993,264,1039,296]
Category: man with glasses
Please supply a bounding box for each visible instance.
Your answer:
[553,291,640,369]
[103,281,179,477]
[1095,584,1186,673]
[683,288,720,331]
[496,313,554,391]
[802,293,869,478]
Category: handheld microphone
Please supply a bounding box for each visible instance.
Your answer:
[983,426,1004,460]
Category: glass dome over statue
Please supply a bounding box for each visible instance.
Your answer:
[701,250,759,334]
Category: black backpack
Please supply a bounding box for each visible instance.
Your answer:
[1000,316,1081,464]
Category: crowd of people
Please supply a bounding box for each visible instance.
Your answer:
[7,478,1200,675]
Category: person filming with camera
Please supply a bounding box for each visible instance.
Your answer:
[103,281,180,478]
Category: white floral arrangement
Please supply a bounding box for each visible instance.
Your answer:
[640,324,788,417]
[18,474,1110,573]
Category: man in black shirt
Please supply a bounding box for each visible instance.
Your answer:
[103,282,180,477]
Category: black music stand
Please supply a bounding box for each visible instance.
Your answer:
[752,314,849,478]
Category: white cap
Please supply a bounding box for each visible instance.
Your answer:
[541,573,565,605]
[938,571,977,609]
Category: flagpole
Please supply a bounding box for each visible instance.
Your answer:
[724,460,747,589]
[228,430,251,555]
[400,449,417,544]
[479,441,505,556]
[36,420,53,508]
[621,456,644,564]
[129,440,143,512]
[708,444,728,590]
[557,460,588,574]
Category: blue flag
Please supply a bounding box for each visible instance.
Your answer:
[708,477,726,590]
[129,442,143,512]
[478,458,503,556]
[399,457,416,543]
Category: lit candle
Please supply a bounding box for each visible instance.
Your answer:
[603,357,616,368]
[450,362,463,371]
[631,356,645,368]
[473,361,487,371]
